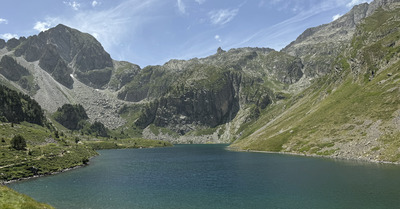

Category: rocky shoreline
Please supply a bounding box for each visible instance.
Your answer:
[228,147,400,165]
[1,158,96,185]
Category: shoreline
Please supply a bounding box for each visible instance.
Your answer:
[227,147,400,166]
[3,144,399,185]
[1,156,97,185]
[1,144,170,185]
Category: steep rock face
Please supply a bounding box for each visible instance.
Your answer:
[136,71,241,134]
[282,0,400,78]
[0,55,37,92]
[131,48,291,135]
[0,55,30,81]
[38,44,73,88]
[0,39,5,49]
[117,65,179,102]
[282,3,370,77]
[366,0,400,16]
[119,47,303,103]
[109,61,141,91]
[14,24,113,88]
[6,38,21,51]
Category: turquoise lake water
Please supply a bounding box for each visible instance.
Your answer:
[9,144,400,209]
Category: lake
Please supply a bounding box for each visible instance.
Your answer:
[9,144,400,209]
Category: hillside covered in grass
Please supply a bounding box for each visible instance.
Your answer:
[0,185,54,209]
[231,6,400,163]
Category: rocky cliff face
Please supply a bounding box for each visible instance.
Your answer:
[122,47,302,136]
[282,0,400,78]
[282,3,370,77]
[0,24,125,129]
[0,39,6,49]
[14,24,113,89]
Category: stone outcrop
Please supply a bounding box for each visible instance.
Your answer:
[0,39,5,49]
[14,24,113,89]
[282,3,370,77]
[0,55,30,81]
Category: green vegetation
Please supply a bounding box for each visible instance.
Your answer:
[0,185,54,209]
[231,7,400,162]
[84,138,172,150]
[53,104,89,130]
[148,124,180,138]
[0,85,47,126]
[0,122,97,181]
[10,135,27,150]
[0,87,172,183]
[0,120,172,182]
[53,104,111,137]
[0,55,30,81]
[188,127,219,136]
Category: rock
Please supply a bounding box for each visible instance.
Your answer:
[217,47,226,54]
[282,3,369,77]
[13,24,113,89]
[6,38,20,50]
[0,55,30,81]
[0,39,5,49]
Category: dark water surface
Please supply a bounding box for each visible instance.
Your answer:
[9,144,400,209]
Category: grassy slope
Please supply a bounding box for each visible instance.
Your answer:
[0,186,54,209]
[83,138,172,150]
[0,122,97,182]
[231,7,400,162]
[0,121,172,182]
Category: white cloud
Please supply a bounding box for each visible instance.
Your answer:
[1,33,19,40]
[209,9,239,25]
[195,0,205,4]
[214,35,221,42]
[34,21,52,32]
[346,0,372,8]
[64,1,81,10]
[332,14,342,21]
[0,18,8,24]
[92,1,99,7]
[91,32,99,39]
[177,0,186,14]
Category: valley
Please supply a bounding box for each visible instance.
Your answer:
[1,0,399,164]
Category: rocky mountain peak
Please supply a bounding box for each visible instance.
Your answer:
[39,24,113,71]
[283,0,400,60]
[217,47,226,54]
[280,1,383,77]
[283,3,369,57]
[367,0,400,16]
[11,24,113,88]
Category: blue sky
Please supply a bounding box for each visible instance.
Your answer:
[0,0,372,67]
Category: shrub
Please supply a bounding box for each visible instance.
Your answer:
[10,135,27,150]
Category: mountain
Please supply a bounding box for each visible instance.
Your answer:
[123,48,303,140]
[282,2,369,77]
[232,0,400,163]
[0,24,125,128]
[0,0,399,161]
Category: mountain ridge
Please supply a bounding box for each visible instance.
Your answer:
[0,0,399,161]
